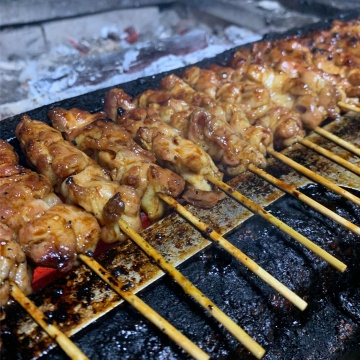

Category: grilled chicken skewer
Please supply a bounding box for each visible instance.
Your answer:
[16,116,265,359]
[0,140,100,359]
[1,140,33,307]
[105,89,225,208]
[12,116,208,359]
[0,139,101,305]
[136,75,274,175]
[104,89,349,271]
[16,115,142,244]
[13,119,212,360]
[48,106,307,310]
[181,65,359,174]
[0,223,32,308]
[48,107,185,221]
[0,139,207,360]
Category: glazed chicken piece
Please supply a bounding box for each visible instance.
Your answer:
[295,24,360,101]
[181,66,222,98]
[181,66,304,150]
[267,42,342,118]
[19,204,100,272]
[105,88,225,208]
[227,19,360,128]
[243,63,332,130]
[0,223,32,307]
[0,139,101,272]
[14,117,91,192]
[16,116,142,243]
[49,107,185,221]
[0,139,62,235]
[141,74,271,174]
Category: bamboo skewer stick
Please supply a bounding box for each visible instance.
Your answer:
[10,282,89,360]
[314,127,360,157]
[338,101,360,114]
[79,254,209,360]
[268,148,360,208]
[298,138,360,176]
[248,164,360,236]
[117,218,266,359]
[206,175,347,273]
[158,193,307,311]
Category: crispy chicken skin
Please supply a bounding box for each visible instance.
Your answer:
[14,116,91,191]
[61,164,142,242]
[19,204,100,272]
[0,139,101,272]
[226,19,360,128]
[104,88,225,208]
[16,115,142,243]
[0,223,32,307]
[182,65,305,148]
[130,75,272,174]
[0,140,62,235]
[49,107,185,221]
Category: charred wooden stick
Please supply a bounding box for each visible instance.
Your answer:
[207,175,347,273]
[79,254,209,360]
[248,164,360,236]
[10,282,89,360]
[268,148,360,208]
[117,218,266,359]
[158,193,308,311]
[298,138,360,176]
[314,127,360,157]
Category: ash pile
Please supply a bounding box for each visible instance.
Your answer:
[1,0,351,121]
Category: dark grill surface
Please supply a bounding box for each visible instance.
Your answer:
[5,185,358,360]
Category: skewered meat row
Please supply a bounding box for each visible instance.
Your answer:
[180,66,305,149]
[181,18,360,131]
[105,88,225,207]
[0,139,101,306]
[16,116,143,243]
[2,17,358,310]
[101,19,359,179]
[183,64,323,133]
[226,20,360,125]
[48,106,225,209]
[48,107,186,220]
[0,138,101,269]
[106,87,271,178]
[0,223,32,307]
[104,84,301,176]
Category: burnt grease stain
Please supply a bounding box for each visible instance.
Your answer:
[35,184,359,360]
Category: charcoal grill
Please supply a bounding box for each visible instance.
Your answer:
[1,9,360,360]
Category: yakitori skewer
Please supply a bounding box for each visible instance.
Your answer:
[248,164,360,237]
[314,126,360,157]
[207,175,347,273]
[158,193,307,311]
[103,87,349,272]
[47,107,308,310]
[268,148,360,208]
[10,282,89,360]
[15,117,264,358]
[79,254,209,360]
[298,138,360,176]
[118,218,266,359]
